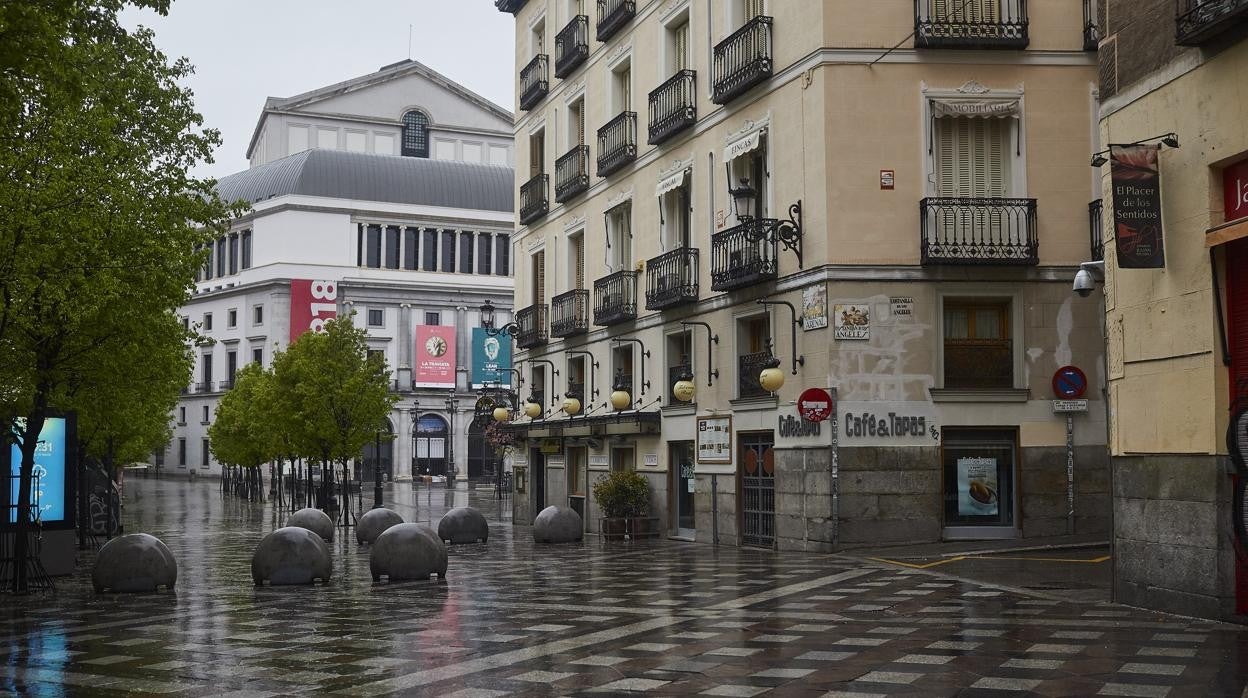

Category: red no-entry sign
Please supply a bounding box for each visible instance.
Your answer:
[798,388,834,422]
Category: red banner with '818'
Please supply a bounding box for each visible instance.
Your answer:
[289,279,338,344]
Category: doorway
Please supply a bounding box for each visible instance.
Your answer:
[670,441,695,538]
[941,427,1019,539]
[414,414,448,477]
[739,431,775,548]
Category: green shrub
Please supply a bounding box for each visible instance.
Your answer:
[592,470,650,518]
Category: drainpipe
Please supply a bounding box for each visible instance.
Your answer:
[830,387,840,548]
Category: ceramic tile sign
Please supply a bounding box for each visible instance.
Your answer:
[889,297,914,320]
[957,456,999,517]
[833,304,871,340]
[802,284,828,331]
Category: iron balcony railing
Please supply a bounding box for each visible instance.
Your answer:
[555,15,589,78]
[648,69,697,145]
[945,339,1013,390]
[555,145,590,202]
[1083,0,1100,50]
[919,197,1038,265]
[494,0,528,14]
[737,350,772,400]
[593,270,638,326]
[1089,199,1104,262]
[596,0,636,41]
[516,304,548,349]
[596,111,637,177]
[668,364,692,404]
[1176,0,1248,45]
[914,0,1029,50]
[711,219,778,291]
[218,379,234,391]
[645,247,699,310]
[194,382,210,393]
[519,173,549,226]
[712,15,773,105]
[551,289,590,337]
[519,54,549,111]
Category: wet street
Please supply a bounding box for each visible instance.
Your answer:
[2,477,1248,696]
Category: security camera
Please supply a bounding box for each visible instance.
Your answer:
[1073,269,1096,298]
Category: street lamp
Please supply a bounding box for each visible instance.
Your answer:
[480,299,520,338]
[373,422,385,509]
[725,171,805,268]
[444,395,459,484]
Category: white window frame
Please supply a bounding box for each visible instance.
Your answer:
[565,224,586,291]
[528,11,547,58]
[934,287,1025,391]
[661,5,693,77]
[921,83,1027,198]
[607,50,633,115]
[604,201,633,272]
[367,308,386,328]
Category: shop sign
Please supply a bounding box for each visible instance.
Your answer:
[471,328,512,388]
[838,401,940,446]
[957,456,999,516]
[777,405,833,448]
[802,284,828,331]
[539,438,562,455]
[288,279,337,343]
[1225,159,1248,223]
[1111,144,1166,268]
[415,325,456,388]
[797,388,834,422]
[889,297,914,319]
[589,454,609,467]
[696,415,732,464]
[833,304,870,340]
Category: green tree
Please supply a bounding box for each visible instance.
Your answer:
[0,1,236,591]
[208,363,275,471]
[274,315,396,510]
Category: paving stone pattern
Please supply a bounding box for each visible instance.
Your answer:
[2,478,1248,696]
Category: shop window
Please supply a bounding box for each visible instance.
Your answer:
[943,298,1012,389]
[942,428,1017,530]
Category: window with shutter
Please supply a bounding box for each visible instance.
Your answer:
[617,66,632,112]
[533,250,546,304]
[744,0,766,20]
[675,20,690,71]
[935,117,1009,197]
[933,0,1000,22]
[571,234,585,289]
[531,130,545,176]
[608,205,633,269]
[943,299,1012,389]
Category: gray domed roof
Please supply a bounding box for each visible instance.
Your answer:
[216,149,513,212]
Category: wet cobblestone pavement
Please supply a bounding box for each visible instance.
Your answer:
[3,477,1248,696]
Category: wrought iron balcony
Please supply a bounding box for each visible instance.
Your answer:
[593,270,638,326]
[1176,0,1248,45]
[555,145,590,203]
[711,219,778,291]
[516,304,548,350]
[218,379,234,391]
[555,15,589,78]
[737,350,772,400]
[495,0,528,14]
[645,247,699,310]
[712,16,772,105]
[519,173,549,226]
[648,69,697,145]
[551,289,589,337]
[194,382,210,393]
[1083,0,1100,50]
[919,197,1038,265]
[914,0,1029,49]
[596,0,636,42]
[519,54,549,111]
[596,111,637,177]
[1089,199,1104,262]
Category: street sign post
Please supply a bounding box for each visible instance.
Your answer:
[1052,365,1088,535]
[797,388,834,422]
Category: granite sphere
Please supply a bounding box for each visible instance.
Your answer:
[287,507,335,543]
[92,533,178,593]
[533,505,583,544]
[357,507,405,545]
[437,507,489,545]
[370,523,448,582]
[251,526,333,586]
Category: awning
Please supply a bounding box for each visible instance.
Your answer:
[1206,217,1248,247]
[931,97,1021,119]
[656,168,689,198]
[724,128,764,163]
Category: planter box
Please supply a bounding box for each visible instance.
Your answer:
[599,516,661,540]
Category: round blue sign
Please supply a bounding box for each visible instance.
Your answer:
[1052,365,1088,399]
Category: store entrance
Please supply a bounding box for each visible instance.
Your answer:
[670,441,695,538]
[942,427,1019,539]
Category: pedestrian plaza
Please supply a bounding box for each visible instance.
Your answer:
[2,478,1247,696]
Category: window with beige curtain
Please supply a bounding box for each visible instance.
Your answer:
[943,299,1012,389]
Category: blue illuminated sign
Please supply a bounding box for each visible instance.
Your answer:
[9,417,68,524]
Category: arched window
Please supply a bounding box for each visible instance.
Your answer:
[402,110,430,158]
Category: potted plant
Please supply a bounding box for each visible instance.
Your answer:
[592,470,650,539]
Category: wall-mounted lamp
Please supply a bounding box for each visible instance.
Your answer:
[1090,132,1180,167]
[610,368,633,411]
[724,168,805,268]
[672,367,696,403]
[757,298,805,376]
[611,338,650,400]
[479,299,519,339]
[679,321,719,387]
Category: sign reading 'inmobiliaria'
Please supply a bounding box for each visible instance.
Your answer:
[1111,144,1166,268]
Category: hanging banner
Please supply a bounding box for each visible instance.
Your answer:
[1225,159,1248,223]
[415,325,457,388]
[471,328,512,389]
[289,279,338,344]
[1111,144,1166,268]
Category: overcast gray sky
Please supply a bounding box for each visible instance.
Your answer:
[121,1,516,179]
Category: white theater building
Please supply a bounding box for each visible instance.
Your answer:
[156,60,517,482]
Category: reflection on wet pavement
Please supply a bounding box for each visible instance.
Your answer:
[2,476,1247,696]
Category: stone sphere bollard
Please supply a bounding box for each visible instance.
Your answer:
[534,505,583,544]
[288,507,335,543]
[437,507,489,545]
[370,523,448,582]
[251,526,332,586]
[357,507,404,545]
[92,533,177,593]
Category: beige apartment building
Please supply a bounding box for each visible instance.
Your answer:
[494,0,1106,550]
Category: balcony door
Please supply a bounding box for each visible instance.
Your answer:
[934,116,1011,199]
[531,249,546,306]
[933,0,1001,23]
[607,203,632,271]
